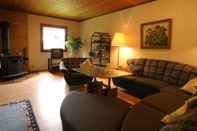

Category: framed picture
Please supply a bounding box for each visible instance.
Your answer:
[141,19,172,49]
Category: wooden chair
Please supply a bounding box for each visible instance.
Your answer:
[48,48,64,72]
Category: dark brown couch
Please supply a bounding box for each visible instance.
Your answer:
[113,58,197,98]
[60,91,194,131]
[60,57,93,86]
[60,58,197,131]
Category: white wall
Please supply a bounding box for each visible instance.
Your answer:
[80,0,197,67]
[28,15,80,71]
[3,0,197,71]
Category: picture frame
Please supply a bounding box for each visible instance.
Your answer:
[141,19,172,49]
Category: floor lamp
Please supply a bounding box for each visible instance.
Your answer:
[111,32,126,68]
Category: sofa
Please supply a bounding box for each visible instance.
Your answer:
[60,57,93,86]
[60,58,197,131]
[113,58,197,98]
[60,91,195,131]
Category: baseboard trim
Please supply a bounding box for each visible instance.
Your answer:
[29,69,48,73]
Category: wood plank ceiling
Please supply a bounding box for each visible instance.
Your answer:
[0,0,156,21]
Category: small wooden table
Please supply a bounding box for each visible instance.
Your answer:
[73,65,131,96]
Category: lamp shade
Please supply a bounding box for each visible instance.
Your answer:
[111,32,126,47]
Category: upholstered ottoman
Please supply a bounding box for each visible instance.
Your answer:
[142,92,191,114]
[121,103,165,131]
[60,92,130,131]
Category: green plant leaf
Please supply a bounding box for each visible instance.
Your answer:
[65,36,82,54]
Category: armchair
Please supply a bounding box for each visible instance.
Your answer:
[48,48,64,72]
[60,58,93,86]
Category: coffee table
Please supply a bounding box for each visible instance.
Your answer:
[73,65,131,96]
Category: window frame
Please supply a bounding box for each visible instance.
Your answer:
[40,23,67,52]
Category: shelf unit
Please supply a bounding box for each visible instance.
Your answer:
[90,32,111,66]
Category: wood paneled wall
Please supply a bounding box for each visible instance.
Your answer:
[0,9,28,56]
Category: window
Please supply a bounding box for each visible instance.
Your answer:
[41,24,67,52]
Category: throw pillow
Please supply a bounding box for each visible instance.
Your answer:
[161,96,197,124]
[173,108,197,123]
[186,96,197,109]
[181,78,197,95]
[128,64,143,76]
[80,59,92,71]
[161,102,188,124]
[160,108,197,131]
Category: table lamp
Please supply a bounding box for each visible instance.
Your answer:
[111,32,126,67]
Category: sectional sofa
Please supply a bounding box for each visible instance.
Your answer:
[113,58,197,98]
[60,91,195,131]
[60,58,197,131]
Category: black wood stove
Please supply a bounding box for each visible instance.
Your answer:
[0,21,27,79]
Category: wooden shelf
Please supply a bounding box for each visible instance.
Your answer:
[90,32,111,66]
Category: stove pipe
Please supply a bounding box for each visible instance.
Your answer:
[0,21,11,56]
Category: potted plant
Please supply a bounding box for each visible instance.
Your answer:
[65,36,82,56]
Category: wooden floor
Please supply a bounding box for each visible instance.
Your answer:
[0,72,140,131]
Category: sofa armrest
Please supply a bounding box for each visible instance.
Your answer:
[61,57,87,70]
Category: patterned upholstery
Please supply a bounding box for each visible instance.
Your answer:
[155,61,168,80]
[163,63,185,85]
[143,60,157,78]
[62,58,87,70]
[127,58,146,76]
[178,65,194,86]
[127,58,197,86]
[143,60,167,80]
[189,69,197,80]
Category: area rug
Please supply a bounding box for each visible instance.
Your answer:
[0,99,40,131]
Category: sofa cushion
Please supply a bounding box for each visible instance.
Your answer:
[163,62,185,86]
[60,92,130,131]
[128,64,143,76]
[127,58,146,76]
[160,86,191,98]
[143,59,158,78]
[178,65,194,86]
[121,103,165,131]
[189,69,197,80]
[143,59,167,80]
[142,93,189,114]
[133,76,169,90]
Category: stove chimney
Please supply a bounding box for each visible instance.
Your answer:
[0,21,11,56]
